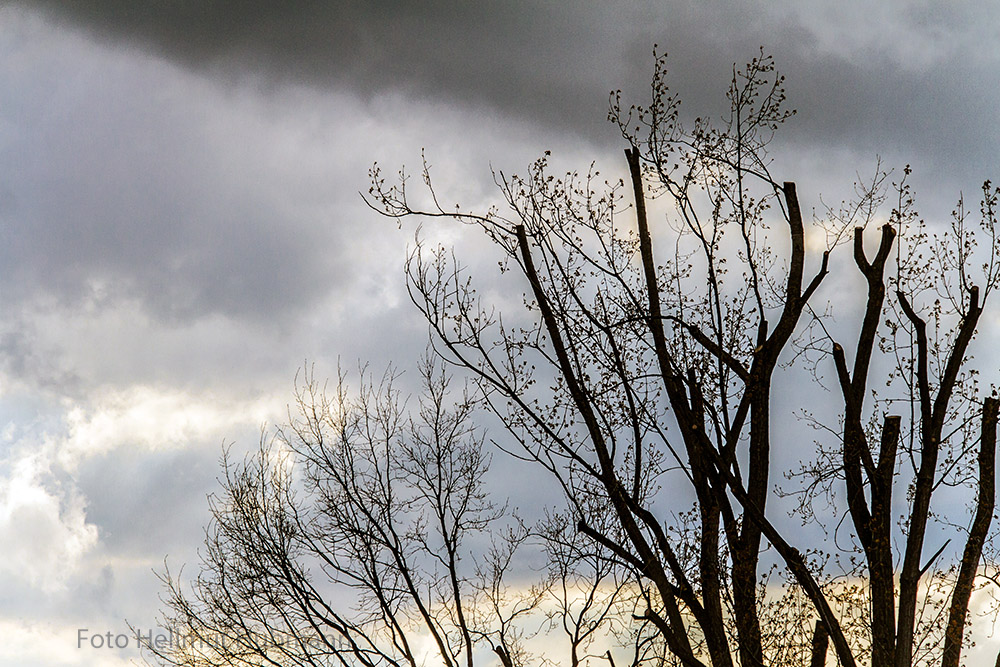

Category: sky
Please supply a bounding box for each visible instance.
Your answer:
[1,2,1000,665]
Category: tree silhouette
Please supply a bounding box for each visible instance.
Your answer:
[152,52,1000,667]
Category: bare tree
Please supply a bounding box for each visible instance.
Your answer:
[369,50,1000,666]
[149,360,542,667]
[155,51,1000,667]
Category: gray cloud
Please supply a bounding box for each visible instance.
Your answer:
[0,30,349,325]
[3,4,1000,664]
[13,1,1000,201]
[74,444,221,557]
[13,1,634,133]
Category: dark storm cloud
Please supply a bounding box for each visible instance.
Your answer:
[16,0,635,135]
[5,2,810,138]
[18,0,1000,187]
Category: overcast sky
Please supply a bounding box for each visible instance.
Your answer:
[2,2,999,665]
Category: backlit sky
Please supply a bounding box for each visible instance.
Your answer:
[2,2,999,665]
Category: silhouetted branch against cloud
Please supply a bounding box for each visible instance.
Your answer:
[154,49,1000,667]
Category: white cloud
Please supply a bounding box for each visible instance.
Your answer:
[0,453,97,592]
[0,379,285,597]
[55,385,285,468]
